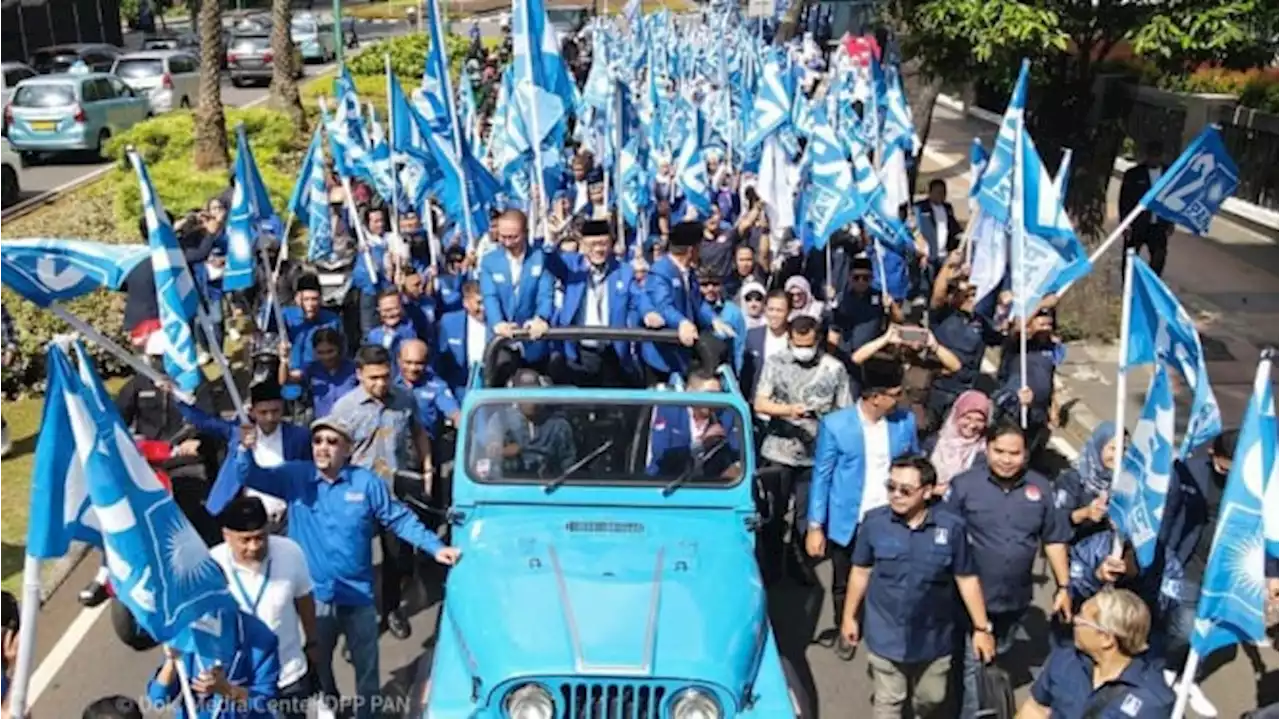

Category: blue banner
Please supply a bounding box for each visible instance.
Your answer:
[1142,125,1239,236]
[1110,363,1176,569]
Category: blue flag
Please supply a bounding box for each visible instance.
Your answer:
[969,138,989,200]
[975,59,1029,225]
[1123,257,1223,455]
[131,151,202,393]
[32,344,237,651]
[742,49,793,152]
[288,128,333,261]
[803,107,866,248]
[419,0,456,138]
[1110,363,1176,569]
[1012,128,1091,318]
[1191,355,1276,657]
[0,239,149,307]
[224,125,281,292]
[675,105,712,217]
[1142,125,1239,236]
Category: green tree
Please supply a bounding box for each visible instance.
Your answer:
[885,0,1273,335]
[194,0,229,171]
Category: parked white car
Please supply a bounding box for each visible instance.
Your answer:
[110,50,200,114]
[2,137,22,207]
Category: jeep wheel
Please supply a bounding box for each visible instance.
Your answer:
[782,656,815,719]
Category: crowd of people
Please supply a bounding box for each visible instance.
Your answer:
[1,14,1277,719]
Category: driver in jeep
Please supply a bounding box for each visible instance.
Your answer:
[482,368,578,478]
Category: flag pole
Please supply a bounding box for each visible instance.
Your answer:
[197,308,248,424]
[1012,120,1028,429]
[1055,203,1145,297]
[47,304,196,404]
[1171,650,1202,719]
[318,95,386,278]
[431,0,477,250]
[1108,248,1137,559]
[170,647,203,718]
[6,555,42,718]
[384,56,401,241]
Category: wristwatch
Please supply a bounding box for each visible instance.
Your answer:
[975,622,994,635]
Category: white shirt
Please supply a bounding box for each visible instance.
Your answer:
[250,427,287,519]
[582,266,610,334]
[574,181,590,212]
[211,537,314,688]
[857,403,892,521]
[506,249,525,289]
[763,329,789,363]
[931,203,949,258]
[466,314,487,366]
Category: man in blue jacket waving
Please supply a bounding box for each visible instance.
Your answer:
[806,358,919,660]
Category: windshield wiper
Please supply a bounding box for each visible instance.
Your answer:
[544,440,615,493]
[662,441,727,497]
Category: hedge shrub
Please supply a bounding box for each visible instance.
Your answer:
[1160,66,1279,113]
[105,108,308,236]
[300,72,391,120]
[345,32,474,83]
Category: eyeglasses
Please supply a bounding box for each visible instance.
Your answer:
[884,480,922,497]
[312,435,342,446]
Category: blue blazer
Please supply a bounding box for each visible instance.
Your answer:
[645,405,742,478]
[145,611,280,719]
[553,253,640,367]
[809,405,919,545]
[479,246,555,362]
[435,271,470,316]
[710,300,747,374]
[740,326,770,400]
[179,403,313,515]
[636,255,717,374]
[435,309,488,401]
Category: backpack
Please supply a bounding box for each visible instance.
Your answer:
[974,665,1016,719]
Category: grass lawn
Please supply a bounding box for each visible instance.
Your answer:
[1,378,127,596]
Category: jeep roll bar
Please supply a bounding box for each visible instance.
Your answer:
[481,327,682,386]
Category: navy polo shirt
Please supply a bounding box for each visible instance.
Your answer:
[831,290,884,355]
[946,466,1072,613]
[930,308,1003,396]
[1031,647,1174,718]
[850,505,976,664]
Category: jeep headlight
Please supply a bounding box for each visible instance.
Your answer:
[672,689,722,719]
[504,684,555,719]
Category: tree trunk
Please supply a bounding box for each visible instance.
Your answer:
[269,0,308,132]
[194,0,228,171]
[776,0,809,44]
[900,53,942,196]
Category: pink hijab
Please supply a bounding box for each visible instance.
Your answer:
[930,390,991,488]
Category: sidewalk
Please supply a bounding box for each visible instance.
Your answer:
[920,100,1279,716]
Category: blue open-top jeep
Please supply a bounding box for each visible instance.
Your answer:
[410,328,811,719]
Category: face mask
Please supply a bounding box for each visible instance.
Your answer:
[791,346,817,363]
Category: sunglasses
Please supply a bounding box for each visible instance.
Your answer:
[312,435,343,446]
[884,480,923,497]
[744,293,765,302]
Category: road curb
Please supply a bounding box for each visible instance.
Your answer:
[38,543,91,605]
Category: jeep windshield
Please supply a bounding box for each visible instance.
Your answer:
[464,397,747,488]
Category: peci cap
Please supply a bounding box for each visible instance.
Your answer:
[249,380,283,405]
[696,265,722,284]
[579,219,610,238]
[219,495,268,531]
[295,273,321,294]
[669,221,703,248]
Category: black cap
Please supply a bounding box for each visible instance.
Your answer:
[250,381,283,404]
[579,219,610,238]
[220,496,268,531]
[586,167,605,185]
[851,256,874,272]
[670,222,703,248]
[295,273,321,293]
[696,266,722,283]
[444,244,466,261]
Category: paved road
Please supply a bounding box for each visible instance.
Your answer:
[3,17,410,213]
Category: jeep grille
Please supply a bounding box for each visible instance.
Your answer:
[557,681,667,719]
[564,521,645,534]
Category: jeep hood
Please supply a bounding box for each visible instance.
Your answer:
[443,505,767,696]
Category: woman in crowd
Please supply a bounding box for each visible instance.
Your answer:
[1056,422,1123,541]
[924,389,991,498]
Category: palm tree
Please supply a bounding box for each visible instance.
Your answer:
[194,0,228,170]
[269,0,307,132]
